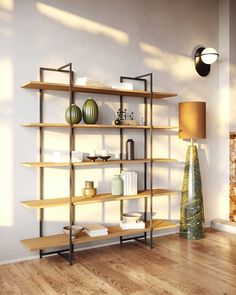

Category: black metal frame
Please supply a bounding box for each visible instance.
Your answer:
[39,63,75,264]
[118,73,153,248]
[38,64,154,264]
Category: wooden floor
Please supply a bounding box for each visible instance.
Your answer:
[1,229,236,295]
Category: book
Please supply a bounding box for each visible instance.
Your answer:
[76,77,104,87]
[52,151,83,162]
[121,172,127,195]
[111,82,133,90]
[84,229,108,237]
[132,172,137,195]
[119,220,145,230]
[84,224,108,231]
[84,224,108,237]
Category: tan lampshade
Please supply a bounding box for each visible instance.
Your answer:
[179,101,206,139]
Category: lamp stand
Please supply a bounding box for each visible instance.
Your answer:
[179,141,205,239]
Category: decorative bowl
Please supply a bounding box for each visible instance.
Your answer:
[122,212,142,223]
[63,225,83,239]
[99,156,111,162]
[83,188,97,198]
[87,156,99,162]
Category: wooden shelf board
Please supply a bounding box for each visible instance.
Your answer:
[22,158,177,168]
[21,188,178,209]
[22,81,177,99]
[153,158,177,163]
[22,123,177,130]
[22,197,80,209]
[21,219,178,251]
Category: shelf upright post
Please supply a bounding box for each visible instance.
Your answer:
[133,73,153,247]
[39,68,44,259]
[119,75,148,244]
[144,79,148,241]
[37,64,75,263]
[68,63,75,265]
[149,73,153,249]
[119,76,124,245]
[48,63,75,264]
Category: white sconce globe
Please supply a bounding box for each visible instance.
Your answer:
[201,47,218,64]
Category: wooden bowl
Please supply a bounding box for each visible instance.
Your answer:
[83,188,97,197]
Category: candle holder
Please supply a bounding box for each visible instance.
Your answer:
[87,156,99,162]
[99,156,111,162]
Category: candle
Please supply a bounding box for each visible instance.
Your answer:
[101,149,108,156]
[90,150,96,157]
[114,152,120,159]
[72,151,83,162]
[53,151,61,162]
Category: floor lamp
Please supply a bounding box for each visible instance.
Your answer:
[179,101,206,240]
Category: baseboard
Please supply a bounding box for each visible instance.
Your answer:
[0,255,39,265]
[211,219,236,234]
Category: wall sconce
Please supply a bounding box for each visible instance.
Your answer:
[194,47,219,77]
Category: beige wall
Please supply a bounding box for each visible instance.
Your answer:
[230,0,236,131]
[0,0,230,263]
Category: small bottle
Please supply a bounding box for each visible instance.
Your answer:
[112,175,123,196]
[126,139,134,160]
[124,109,127,120]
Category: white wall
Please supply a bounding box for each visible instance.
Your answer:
[217,0,230,222]
[0,0,230,264]
[230,0,236,130]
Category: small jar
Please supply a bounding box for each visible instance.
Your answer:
[112,175,123,196]
[85,181,94,189]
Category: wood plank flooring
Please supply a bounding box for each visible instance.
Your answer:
[1,228,236,295]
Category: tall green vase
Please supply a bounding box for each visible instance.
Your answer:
[82,97,99,124]
[180,144,205,240]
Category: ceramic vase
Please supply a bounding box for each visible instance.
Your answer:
[82,97,99,124]
[65,104,82,124]
[112,175,123,196]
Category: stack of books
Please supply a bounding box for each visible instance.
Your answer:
[76,77,104,88]
[119,220,145,230]
[52,151,69,162]
[84,224,108,237]
[111,82,133,90]
[72,151,83,162]
[52,151,83,162]
[121,171,137,195]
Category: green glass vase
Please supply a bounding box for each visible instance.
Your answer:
[180,145,205,240]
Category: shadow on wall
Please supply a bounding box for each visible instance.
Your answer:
[32,1,200,91]
[0,0,221,263]
[139,42,195,81]
[36,2,129,46]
